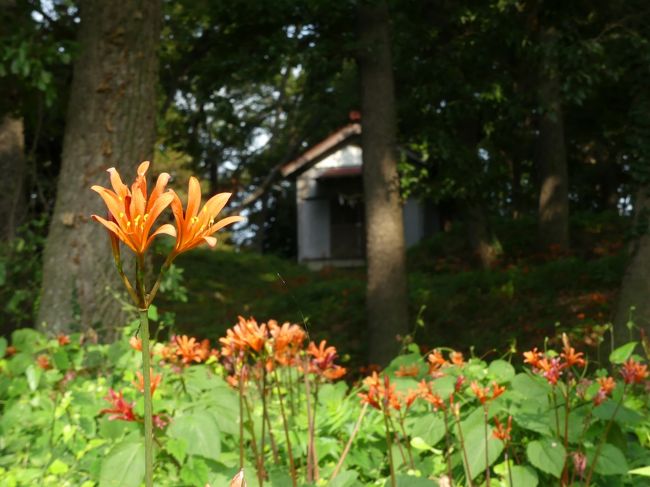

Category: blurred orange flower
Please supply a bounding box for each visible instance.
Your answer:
[269,320,305,366]
[170,177,244,255]
[307,340,346,380]
[220,317,268,356]
[57,334,70,346]
[620,358,648,385]
[91,161,176,255]
[492,416,512,442]
[134,368,162,395]
[395,364,419,377]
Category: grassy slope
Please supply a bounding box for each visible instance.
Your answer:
[160,212,628,366]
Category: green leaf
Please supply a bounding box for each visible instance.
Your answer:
[629,466,650,476]
[462,422,504,480]
[99,439,145,487]
[25,365,42,391]
[394,474,439,486]
[409,415,446,447]
[165,437,187,464]
[52,350,70,370]
[410,436,442,454]
[609,342,637,364]
[328,470,359,487]
[487,360,515,382]
[0,337,7,358]
[593,400,642,425]
[507,465,539,487]
[47,459,69,475]
[147,305,158,321]
[588,444,628,475]
[167,411,221,461]
[180,456,209,486]
[526,439,565,478]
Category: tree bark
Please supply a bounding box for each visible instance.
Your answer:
[0,115,26,241]
[463,202,500,269]
[613,186,650,346]
[38,0,161,334]
[358,1,409,366]
[536,27,570,251]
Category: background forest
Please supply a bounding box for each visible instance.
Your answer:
[2,0,649,362]
[1,1,650,486]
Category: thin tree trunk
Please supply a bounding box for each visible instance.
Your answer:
[463,202,501,269]
[358,1,409,366]
[0,115,26,241]
[536,27,570,251]
[38,0,161,334]
[612,186,650,346]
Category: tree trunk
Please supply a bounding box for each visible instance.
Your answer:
[358,1,409,366]
[536,28,570,251]
[0,115,26,241]
[38,0,161,334]
[613,186,650,346]
[463,202,501,269]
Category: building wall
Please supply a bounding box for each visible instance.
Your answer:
[295,143,436,265]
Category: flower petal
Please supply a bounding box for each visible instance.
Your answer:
[145,223,177,250]
[205,215,245,235]
[91,214,138,253]
[185,177,201,221]
[107,168,129,199]
[147,172,171,213]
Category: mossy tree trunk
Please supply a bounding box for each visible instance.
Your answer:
[38,0,161,334]
[358,1,409,366]
[535,27,570,251]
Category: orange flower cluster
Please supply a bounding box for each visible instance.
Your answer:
[523,335,587,385]
[307,340,346,380]
[620,358,648,385]
[492,416,513,442]
[92,162,244,259]
[470,381,506,404]
[269,320,306,366]
[594,376,615,405]
[220,317,268,357]
[133,368,163,395]
[156,335,218,365]
[427,349,465,375]
[359,372,402,412]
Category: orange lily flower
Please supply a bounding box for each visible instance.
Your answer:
[170,177,244,254]
[91,161,176,255]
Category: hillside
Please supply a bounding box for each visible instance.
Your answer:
[160,212,629,367]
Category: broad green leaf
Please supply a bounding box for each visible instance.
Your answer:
[507,465,539,487]
[180,456,209,486]
[25,365,41,391]
[588,444,628,475]
[487,360,515,382]
[629,466,650,476]
[526,439,565,478]
[394,474,438,486]
[99,439,145,487]
[462,422,504,480]
[165,437,187,464]
[328,470,359,487]
[609,342,637,364]
[593,400,642,425]
[410,415,446,447]
[147,305,158,321]
[47,459,69,475]
[167,411,221,461]
[0,337,7,357]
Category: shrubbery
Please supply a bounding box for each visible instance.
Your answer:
[0,316,648,486]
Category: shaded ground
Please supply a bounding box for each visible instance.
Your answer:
[158,212,628,369]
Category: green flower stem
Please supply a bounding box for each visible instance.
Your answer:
[135,255,153,487]
[584,386,627,486]
[138,308,154,487]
